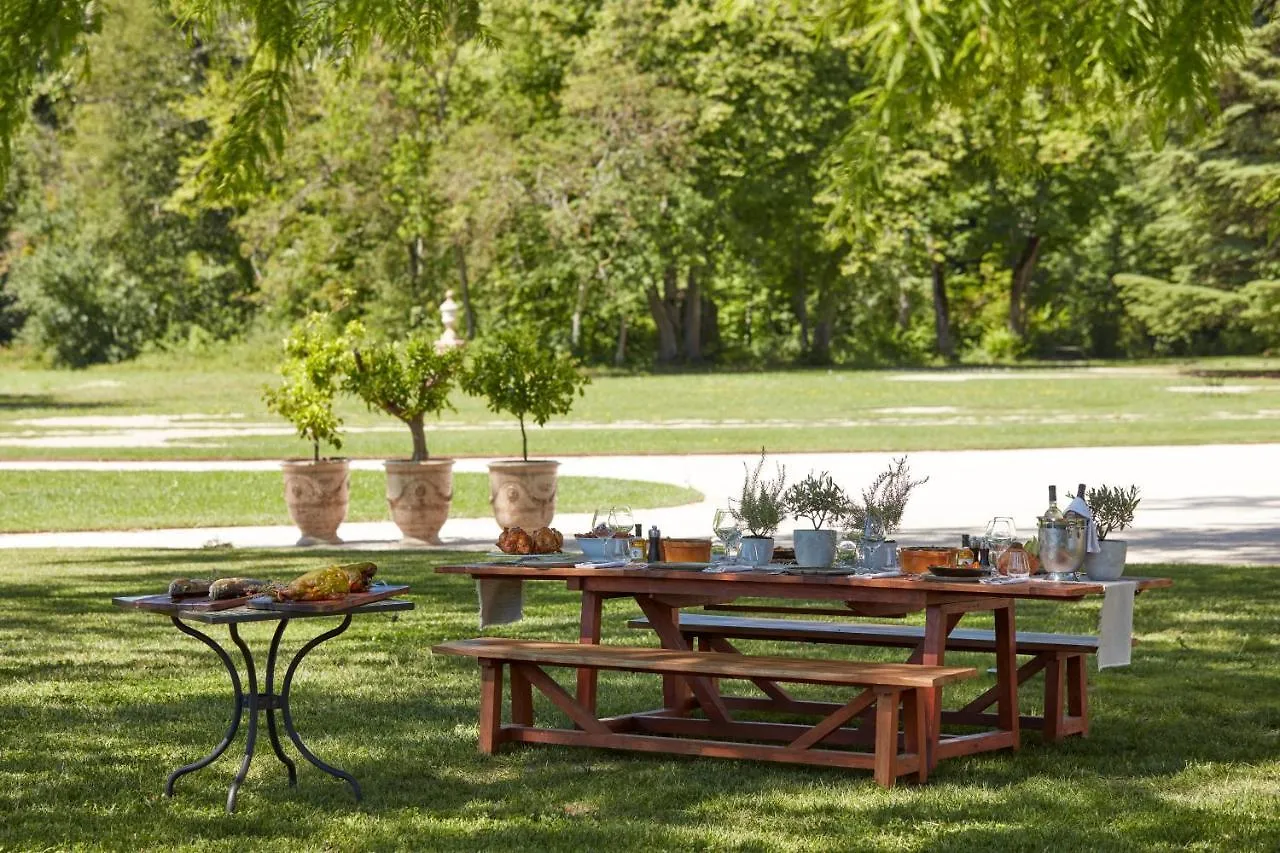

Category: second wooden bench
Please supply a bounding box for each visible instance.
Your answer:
[627,613,1097,742]
[435,637,976,787]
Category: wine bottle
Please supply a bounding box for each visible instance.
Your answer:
[1066,484,1088,519]
[1043,485,1064,521]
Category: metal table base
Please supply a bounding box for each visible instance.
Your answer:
[166,614,360,813]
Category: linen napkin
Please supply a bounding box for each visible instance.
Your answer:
[1065,495,1102,554]
[1096,579,1137,668]
[476,579,523,628]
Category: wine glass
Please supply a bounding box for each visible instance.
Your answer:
[589,507,611,538]
[606,506,634,559]
[858,517,887,574]
[985,517,1016,575]
[712,507,741,562]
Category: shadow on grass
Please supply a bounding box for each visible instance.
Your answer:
[0,393,114,411]
[2,553,1279,850]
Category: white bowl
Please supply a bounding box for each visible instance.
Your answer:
[575,536,612,561]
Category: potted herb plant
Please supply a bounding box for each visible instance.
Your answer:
[461,328,590,529]
[731,450,787,566]
[263,315,349,546]
[345,322,465,545]
[784,471,848,568]
[1084,484,1141,580]
[843,456,929,569]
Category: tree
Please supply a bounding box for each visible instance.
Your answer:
[0,0,486,196]
[822,0,1255,222]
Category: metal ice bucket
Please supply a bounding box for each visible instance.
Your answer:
[1037,515,1087,581]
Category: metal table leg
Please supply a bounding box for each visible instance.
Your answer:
[277,614,362,802]
[165,617,243,798]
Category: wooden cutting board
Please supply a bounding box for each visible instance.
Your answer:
[247,584,410,613]
[116,593,254,613]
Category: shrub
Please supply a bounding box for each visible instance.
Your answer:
[784,471,847,530]
[261,314,346,462]
[1115,273,1248,355]
[10,241,152,367]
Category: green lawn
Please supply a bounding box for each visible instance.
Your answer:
[0,471,701,532]
[2,550,1277,850]
[3,357,1280,459]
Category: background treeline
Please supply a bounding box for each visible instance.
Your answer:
[1,0,1278,369]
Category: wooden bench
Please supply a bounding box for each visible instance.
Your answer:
[434,637,976,787]
[628,613,1099,742]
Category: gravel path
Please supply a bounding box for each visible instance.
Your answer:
[2,445,1277,564]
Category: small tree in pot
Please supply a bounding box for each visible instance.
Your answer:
[784,471,848,568]
[731,449,787,566]
[461,328,590,529]
[263,314,349,545]
[1084,484,1141,580]
[344,322,465,545]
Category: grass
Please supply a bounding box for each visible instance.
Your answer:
[3,358,1280,459]
[0,471,702,533]
[2,550,1278,851]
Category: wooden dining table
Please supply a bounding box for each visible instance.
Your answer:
[438,561,1171,769]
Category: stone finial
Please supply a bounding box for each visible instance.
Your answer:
[435,289,463,353]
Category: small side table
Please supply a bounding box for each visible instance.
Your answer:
[113,596,413,813]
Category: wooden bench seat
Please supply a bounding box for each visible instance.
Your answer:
[434,637,976,787]
[627,613,1099,742]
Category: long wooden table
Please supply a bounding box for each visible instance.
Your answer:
[438,562,1170,770]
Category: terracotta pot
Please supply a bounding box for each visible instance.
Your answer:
[899,546,953,575]
[488,460,560,529]
[662,538,712,563]
[281,459,349,546]
[385,459,454,545]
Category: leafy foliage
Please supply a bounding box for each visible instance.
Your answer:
[732,449,787,538]
[460,326,589,461]
[843,456,929,537]
[1087,484,1142,540]
[1115,274,1249,355]
[261,314,346,461]
[784,471,848,531]
[345,324,465,462]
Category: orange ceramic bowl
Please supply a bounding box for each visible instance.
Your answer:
[899,546,955,575]
[661,538,712,563]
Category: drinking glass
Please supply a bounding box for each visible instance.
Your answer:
[858,517,887,574]
[1005,548,1031,580]
[985,517,1016,575]
[712,508,741,562]
[606,506,634,559]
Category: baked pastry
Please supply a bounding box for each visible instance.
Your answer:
[531,527,564,554]
[497,526,534,555]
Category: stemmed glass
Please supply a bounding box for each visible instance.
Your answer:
[712,508,742,563]
[606,506,634,559]
[985,516,1016,575]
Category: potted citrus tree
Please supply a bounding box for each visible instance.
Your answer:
[785,471,848,568]
[1084,484,1141,580]
[461,328,590,529]
[344,322,465,545]
[732,450,787,566]
[263,315,349,546]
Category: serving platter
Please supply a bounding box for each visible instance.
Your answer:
[248,583,409,613]
[116,593,254,613]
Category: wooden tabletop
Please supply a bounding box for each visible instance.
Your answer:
[112,596,414,624]
[436,562,1171,601]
